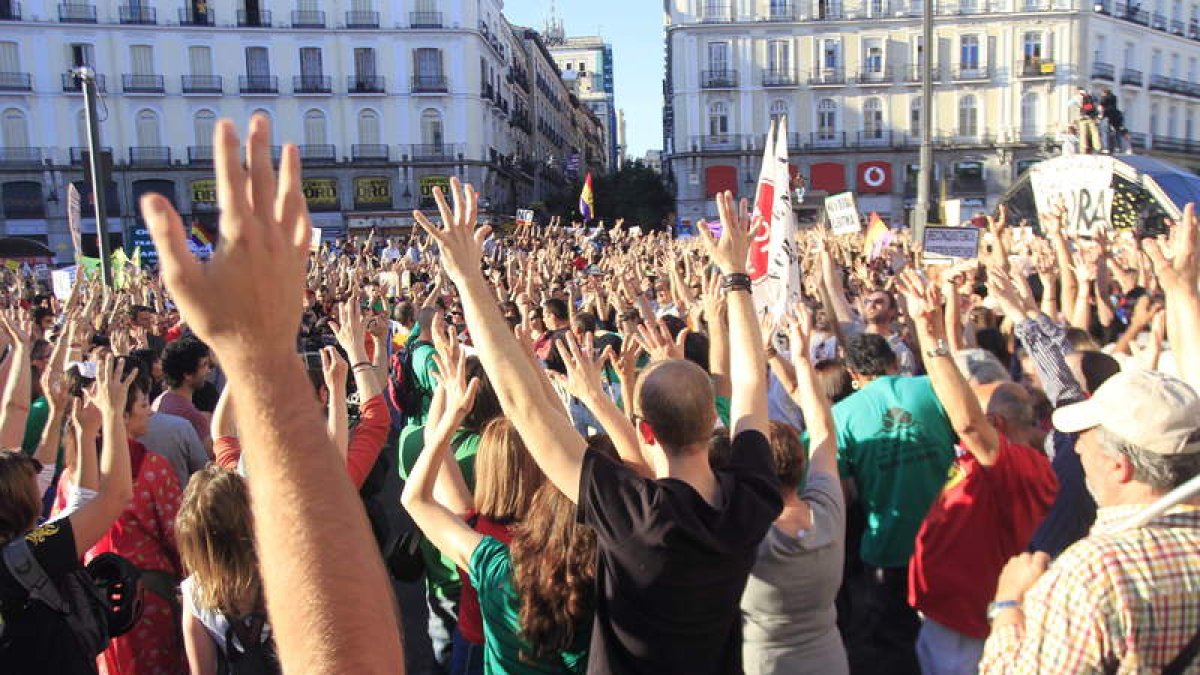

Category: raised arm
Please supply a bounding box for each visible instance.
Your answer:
[414,178,588,503]
[320,346,350,460]
[784,306,837,477]
[0,312,32,449]
[142,116,401,673]
[1144,203,1200,391]
[698,191,768,438]
[897,270,1001,466]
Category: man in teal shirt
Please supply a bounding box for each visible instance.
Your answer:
[834,334,956,675]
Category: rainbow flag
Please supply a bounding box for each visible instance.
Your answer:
[579,173,595,221]
[864,212,893,260]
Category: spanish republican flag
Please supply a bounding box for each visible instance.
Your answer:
[864,212,894,260]
[190,221,213,247]
[579,173,595,221]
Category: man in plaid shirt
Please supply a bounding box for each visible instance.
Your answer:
[980,369,1200,673]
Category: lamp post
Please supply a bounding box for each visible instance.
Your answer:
[74,66,113,286]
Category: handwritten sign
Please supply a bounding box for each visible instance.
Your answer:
[1030,155,1114,237]
[922,226,980,265]
[825,192,861,235]
[51,267,77,300]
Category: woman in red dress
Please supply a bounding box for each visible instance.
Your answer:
[87,361,186,675]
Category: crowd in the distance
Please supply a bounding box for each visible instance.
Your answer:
[1,114,1199,675]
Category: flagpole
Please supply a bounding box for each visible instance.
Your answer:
[912,0,935,245]
[75,66,114,287]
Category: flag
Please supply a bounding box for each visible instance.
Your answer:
[865,212,893,260]
[190,222,212,247]
[579,173,595,221]
[750,116,801,319]
[67,183,82,261]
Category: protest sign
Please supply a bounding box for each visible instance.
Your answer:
[516,208,534,226]
[825,192,861,235]
[943,199,962,228]
[922,226,980,265]
[310,227,323,251]
[51,267,77,300]
[1030,155,1115,237]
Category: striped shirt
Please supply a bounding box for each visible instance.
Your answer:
[981,504,1200,674]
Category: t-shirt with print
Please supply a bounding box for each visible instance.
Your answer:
[908,433,1058,639]
[469,536,590,674]
[398,425,480,599]
[833,375,956,568]
[0,519,96,675]
[576,430,784,674]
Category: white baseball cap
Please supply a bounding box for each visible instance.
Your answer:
[1053,369,1200,456]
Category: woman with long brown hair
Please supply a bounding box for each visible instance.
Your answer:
[402,348,595,674]
[175,465,277,674]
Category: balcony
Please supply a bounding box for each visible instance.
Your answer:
[1112,1,1150,23]
[412,74,448,93]
[951,65,989,81]
[0,72,32,91]
[119,4,155,23]
[290,9,323,27]
[0,147,42,167]
[347,75,384,94]
[810,132,848,148]
[698,134,742,151]
[58,3,96,22]
[857,67,893,85]
[700,70,738,88]
[409,10,442,27]
[701,2,733,21]
[236,9,270,26]
[1017,59,1057,78]
[904,64,942,82]
[1149,74,1171,91]
[1092,61,1115,80]
[1171,18,1185,33]
[856,130,894,147]
[0,2,20,19]
[182,75,222,94]
[814,3,844,19]
[409,144,454,161]
[62,72,106,93]
[70,146,110,165]
[178,6,213,24]
[298,144,335,162]
[129,146,170,167]
[187,145,213,164]
[1121,67,1144,86]
[345,9,377,27]
[122,74,164,93]
[767,1,795,19]
[1182,82,1200,99]
[293,75,332,94]
[351,144,389,162]
[239,75,278,94]
[809,68,846,85]
[762,69,798,87]
[1151,11,1166,28]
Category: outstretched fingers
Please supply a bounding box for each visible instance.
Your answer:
[140,193,200,296]
[246,114,278,228]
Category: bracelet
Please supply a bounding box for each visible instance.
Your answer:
[986,600,1022,624]
[722,272,752,293]
[350,361,373,370]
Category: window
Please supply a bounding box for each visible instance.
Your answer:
[869,0,885,15]
[821,39,841,69]
[1022,32,1043,63]
[300,47,323,79]
[357,109,380,145]
[863,97,883,138]
[415,48,443,81]
[1169,53,1180,77]
[1094,35,1107,64]
[960,35,980,70]
[864,39,884,74]
[189,46,213,76]
[708,42,730,72]
[135,109,161,146]
[817,98,838,140]
[415,0,437,11]
[767,39,791,75]
[70,43,95,68]
[1151,49,1163,75]
[958,95,978,137]
[1151,104,1160,136]
[0,42,19,73]
[1124,42,1135,68]
[297,0,317,11]
[910,98,921,136]
[769,99,788,126]
[245,47,270,77]
[1,108,29,148]
[130,45,153,75]
[579,62,586,74]
[1021,92,1039,137]
[961,0,977,11]
[76,110,88,150]
[1168,106,1178,137]
[193,109,216,146]
[818,0,843,18]
[354,48,376,85]
[1186,111,1194,140]
[303,109,326,145]
[708,101,729,137]
[420,108,443,146]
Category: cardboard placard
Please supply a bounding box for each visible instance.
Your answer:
[922,226,980,265]
[310,227,323,251]
[825,192,861,235]
[51,267,77,300]
[943,199,962,228]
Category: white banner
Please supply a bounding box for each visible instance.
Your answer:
[750,117,801,319]
[1030,155,1115,237]
[923,226,981,265]
[943,199,962,228]
[67,183,82,261]
[825,192,861,235]
[51,267,77,300]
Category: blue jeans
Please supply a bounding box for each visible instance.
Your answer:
[449,628,485,675]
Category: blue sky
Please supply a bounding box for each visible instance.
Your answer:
[503,0,664,160]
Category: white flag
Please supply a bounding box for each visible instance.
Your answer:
[750,117,801,320]
[67,182,82,261]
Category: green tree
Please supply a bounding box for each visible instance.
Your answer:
[535,162,675,231]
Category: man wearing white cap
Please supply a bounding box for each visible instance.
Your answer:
[979,369,1200,673]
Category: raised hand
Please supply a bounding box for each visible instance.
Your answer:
[697,191,756,275]
[1143,203,1198,295]
[429,348,481,430]
[88,355,136,419]
[556,332,608,403]
[413,177,489,284]
[140,115,311,356]
[784,303,814,362]
[895,269,945,334]
[635,317,688,363]
[331,293,369,363]
[319,346,348,392]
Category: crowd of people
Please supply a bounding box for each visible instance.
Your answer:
[2,114,1200,675]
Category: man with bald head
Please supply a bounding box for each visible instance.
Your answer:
[899,272,1059,675]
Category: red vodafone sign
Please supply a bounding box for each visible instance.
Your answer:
[858,161,892,193]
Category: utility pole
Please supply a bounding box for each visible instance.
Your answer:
[75,66,113,287]
[912,0,935,244]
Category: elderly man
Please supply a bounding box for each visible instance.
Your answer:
[981,369,1200,673]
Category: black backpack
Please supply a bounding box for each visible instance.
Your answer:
[387,339,432,423]
[360,422,426,582]
[217,613,280,675]
[1,537,142,665]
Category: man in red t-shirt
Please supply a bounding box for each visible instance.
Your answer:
[897,271,1058,674]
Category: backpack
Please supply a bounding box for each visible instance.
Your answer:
[1,537,142,664]
[360,422,426,582]
[387,339,432,423]
[217,613,280,675]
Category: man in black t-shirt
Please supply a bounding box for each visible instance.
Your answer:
[418,182,783,674]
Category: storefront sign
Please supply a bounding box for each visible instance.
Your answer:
[418,175,452,207]
[303,178,339,211]
[191,180,218,209]
[354,176,392,208]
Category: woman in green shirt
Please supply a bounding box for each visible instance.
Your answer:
[402,347,596,674]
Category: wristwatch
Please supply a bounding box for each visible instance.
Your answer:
[986,600,1022,624]
[925,339,951,359]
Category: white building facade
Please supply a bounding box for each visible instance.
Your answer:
[0,0,587,262]
[664,0,1200,227]
[544,27,619,171]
